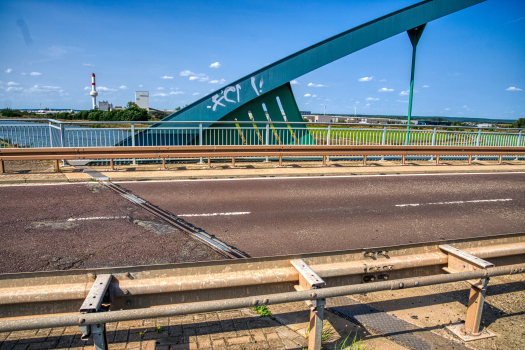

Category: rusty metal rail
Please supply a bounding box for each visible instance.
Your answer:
[1,145,524,173]
[0,231,524,349]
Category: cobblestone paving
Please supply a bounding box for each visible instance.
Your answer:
[0,308,310,350]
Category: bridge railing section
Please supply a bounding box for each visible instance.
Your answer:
[0,119,523,149]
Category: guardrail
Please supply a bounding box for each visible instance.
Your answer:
[1,119,523,149]
[1,145,524,173]
[1,232,524,349]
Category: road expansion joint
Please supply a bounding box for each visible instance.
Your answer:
[100,181,251,259]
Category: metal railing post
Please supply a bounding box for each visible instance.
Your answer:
[475,128,481,161]
[48,121,54,148]
[131,123,136,165]
[516,130,522,161]
[381,125,386,161]
[59,123,68,167]
[265,123,270,162]
[429,127,436,161]
[326,124,331,162]
[308,298,326,350]
[198,122,204,164]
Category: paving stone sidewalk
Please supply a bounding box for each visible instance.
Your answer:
[0,302,405,350]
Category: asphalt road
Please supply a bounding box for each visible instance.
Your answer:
[1,173,524,273]
[0,182,221,274]
[120,173,525,257]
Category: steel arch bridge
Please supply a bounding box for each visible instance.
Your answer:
[122,0,485,147]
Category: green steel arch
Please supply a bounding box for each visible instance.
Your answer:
[125,0,485,146]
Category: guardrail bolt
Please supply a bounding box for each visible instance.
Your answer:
[125,272,131,278]
[123,289,129,295]
[414,281,419,286]
[310,293,317,298]
[251,300,258,306]
[78,318,85,323]
[262,299,269,304]
[126,300,132,306]
[399,283,404,288]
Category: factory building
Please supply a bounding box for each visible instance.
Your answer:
[98,101,113,112]
[135,91,149,109]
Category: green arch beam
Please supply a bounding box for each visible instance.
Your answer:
[124,0,484,146]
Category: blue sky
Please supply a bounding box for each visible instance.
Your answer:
[0,0,523,119]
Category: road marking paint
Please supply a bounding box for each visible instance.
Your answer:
[67,216,129,221]
[177,212,251,217]
[396,198,513,207]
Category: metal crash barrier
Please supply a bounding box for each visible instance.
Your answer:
[1,145,524,173]
[0,232,524,350]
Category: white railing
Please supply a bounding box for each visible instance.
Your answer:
[1,119,523,150]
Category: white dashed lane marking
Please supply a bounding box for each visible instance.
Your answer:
[396,198,513,207]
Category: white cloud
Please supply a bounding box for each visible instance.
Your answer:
[25,84,62,94]
[378,88,394,92]
[180,70,195,76]
[359,76,373,82]
[209,62,221,68]
[379,79,387,82]
[365,97,379,101]
[153,92,168,97]
[157,87,164,90]
[169,90,185,95]
[97,86,117,92]
[139,85,143,87]
[209,79,226,84]
[396,100,408,103]
[307,82,327,87]
[312,95,317,97]
[83,63,95,67]
[444,108,450,111]
[6,87,23,92]
[5,68,12,73]
[119,85,127,90]
[304,94,311,97]
[30,72,42,76]
[84,86,90,90]
[290,80,299,85]
[7,82,20,86]
[422,85,429,88]
[506,87,522,91]
[399,90,409,95]
[160,76,174,79]
[192,92,200,95]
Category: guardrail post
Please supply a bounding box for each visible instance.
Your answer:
[79,274,113,350]
[475,128,481,161]
[131,123,137,165]
[309,298,326,350]
[0,160,4,174]
[429,127,436,161]
[381,126,386,161]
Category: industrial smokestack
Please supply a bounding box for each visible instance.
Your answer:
[90,73,98,109]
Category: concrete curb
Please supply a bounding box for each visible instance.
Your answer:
[1,166,524,184]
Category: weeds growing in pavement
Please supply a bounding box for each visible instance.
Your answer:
[155,326,164,333]
[303,321,368,350]
[253,305,272,317]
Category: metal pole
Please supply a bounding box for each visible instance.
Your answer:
[405,24,426,145]
[475,128,481,161]
[430,127,436,161]
[59,123,68,167]
[381,125,386,162]
[326,124,331,162]
[265,123,270,162]
[48,121,54,148]
[131,123,136,165]
[308,299,326,350]
[516,130,522,161]
[198,122,204,164]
